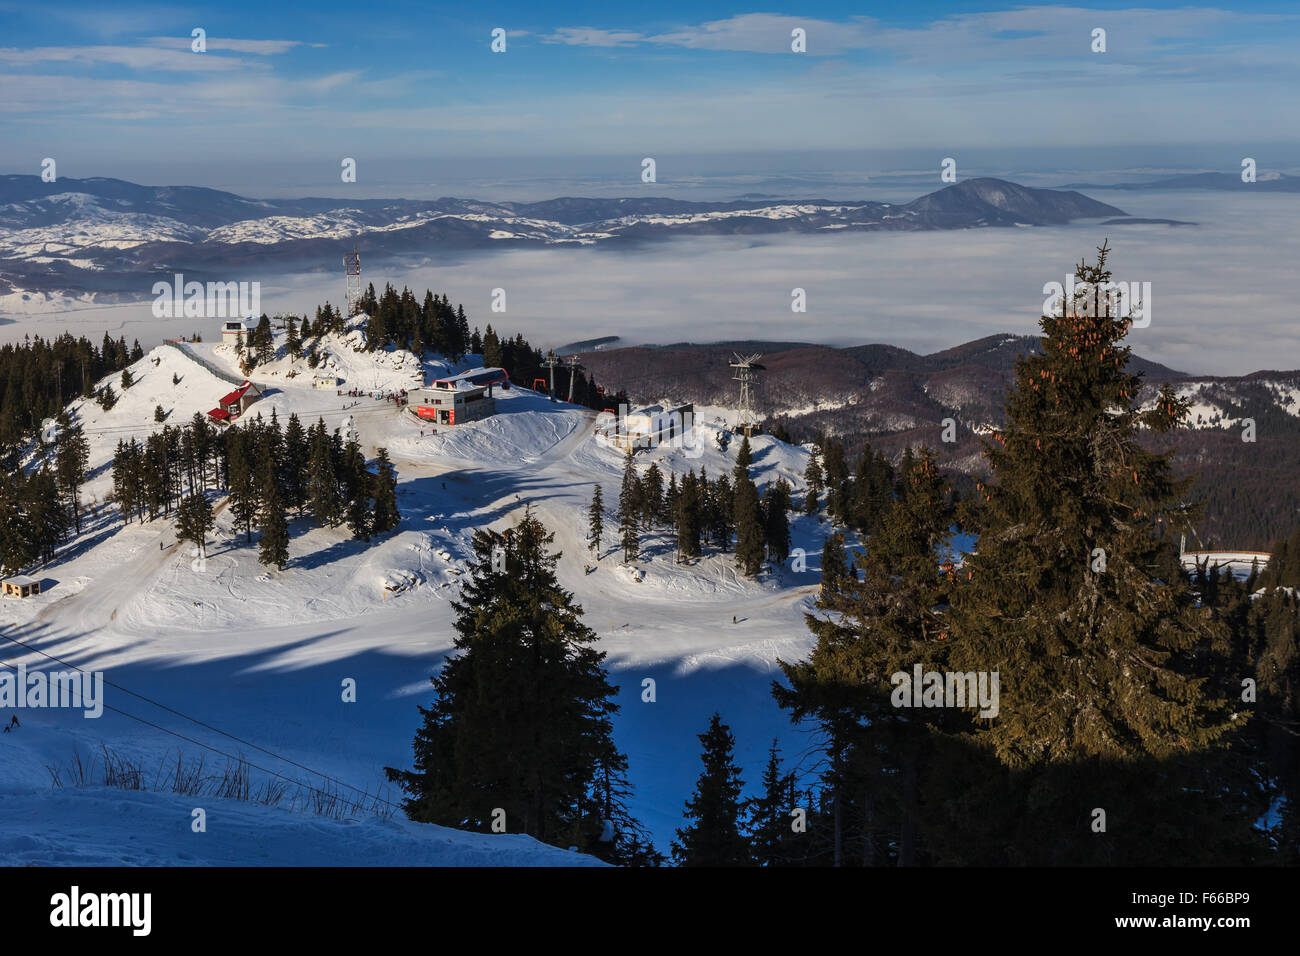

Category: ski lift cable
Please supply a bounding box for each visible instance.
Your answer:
[0,634,406,812]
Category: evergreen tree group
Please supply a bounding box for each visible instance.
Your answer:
[610,438,794,578]
[767,244,1286,865]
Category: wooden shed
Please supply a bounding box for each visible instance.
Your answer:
[2,575,41,598]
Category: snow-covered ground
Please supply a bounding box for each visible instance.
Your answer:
[1,321,833,864]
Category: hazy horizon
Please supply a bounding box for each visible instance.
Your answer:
[4,190,1295,378]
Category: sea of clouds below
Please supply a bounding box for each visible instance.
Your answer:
[1,191,1294,378]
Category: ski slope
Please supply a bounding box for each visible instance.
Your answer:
[1,321,833,863]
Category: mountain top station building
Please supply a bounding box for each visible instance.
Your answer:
[595,402,695,452]
[430,367,510,391]
[221,321,251,345]
[407,367,507,426]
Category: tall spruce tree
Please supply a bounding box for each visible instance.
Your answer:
[587,483,604,556]
[175,492,215,560]
[306,421,341,528]
[227,430,258,542]
[733,434,753,482]
[804,451,823,515]
[675,470,702,561]
[748,740,797,867]
[821,531,848,588]
[386,510,650,858]
[257,460,290,570]
[941,243,1258,863]
[672,712,752,866]
[775,448,956,867]
[763,478,792,564]
[370,447,401,535]
[286,317,302,360]
[54,421,89,534]
[951,243,1237,764]
[641,463,664,529]
[342,436,371,541]
[617,450,641,563]
[282,413,308,512]
[733,475,764,577]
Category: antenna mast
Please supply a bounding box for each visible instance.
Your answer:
[344,248,362,318]
[730,352,765,436]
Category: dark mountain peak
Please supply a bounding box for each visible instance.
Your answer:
[906,178,1126,223]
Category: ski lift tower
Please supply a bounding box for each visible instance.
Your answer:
[344,248,362,318]
[730,352,765,436]
[542,349,560,402]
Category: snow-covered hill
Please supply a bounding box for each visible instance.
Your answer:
[0,789,603,867]
[2,322,832,864]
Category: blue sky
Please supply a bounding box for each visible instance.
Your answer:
[3,2,1300,193]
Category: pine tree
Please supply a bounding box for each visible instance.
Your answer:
[763,478,792,564]
[733,435,753,482]
[24,468,66,564]
[154,404,166,423]
[775,448,956,867]
[617,450,641,563]
[120,369,133,390]
[951,243,1237,767]
[254,314,274,365]
[940,243,1255,863]
[672,713,752,866]
[54,421,89,534]
[0,476,34,574]
[821,531,848,587]
[733,475,764,576]
[662,472,679,527]
[587,483,604,556]
[386,510,649,857]
[175,492,215,559]
[641,463,664,529]
[257,464,290,570]
[306,421,341,528]
[711,472,734,551]
[370,447,401,535]
[281,413,308,512]
[675,471,702,561]
[804,451,823,515]
[227,430,258,542]
[286,317,302,360]
[748,740,796,866]
[342,436,371,541]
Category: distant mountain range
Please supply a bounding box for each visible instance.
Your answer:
[579,334,1300,549]
[0,175,1128,301]
[1059,171,1300,192]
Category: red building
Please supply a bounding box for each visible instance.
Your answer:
[207,381,263,424]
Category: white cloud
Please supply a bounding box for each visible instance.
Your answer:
[140,36,307,55]
[543,27,648,48]
[0,44,267,72]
